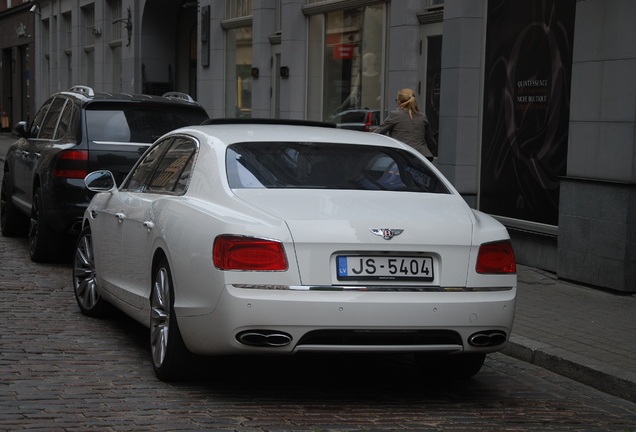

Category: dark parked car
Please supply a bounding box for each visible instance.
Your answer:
[0,86,209,262]
[330,109,381,132]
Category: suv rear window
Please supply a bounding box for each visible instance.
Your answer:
[226,142,449,193]
[333,112,366,123]
[86,103,208,143]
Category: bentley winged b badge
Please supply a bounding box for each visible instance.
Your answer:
[370,228,404,240]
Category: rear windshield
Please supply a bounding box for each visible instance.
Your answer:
[226,142,450,193]
[85,103,208,143]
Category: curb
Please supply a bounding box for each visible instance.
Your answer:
[503,334,636,403]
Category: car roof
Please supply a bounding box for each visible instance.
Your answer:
[49,86,203,108]
[176,119,407,149]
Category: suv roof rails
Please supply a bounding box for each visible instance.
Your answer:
[162,92,195,103]
[202,118,337,128]
[68,85,95,96]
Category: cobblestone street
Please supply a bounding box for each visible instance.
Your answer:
[1,233,636,431]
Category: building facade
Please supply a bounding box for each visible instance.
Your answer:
[0,1,36,132]
[3,0,635,292]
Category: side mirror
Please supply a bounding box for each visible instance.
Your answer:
[85,170,117,193]
[14,121,29,138]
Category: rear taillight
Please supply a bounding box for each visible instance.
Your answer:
[52,150,89,179]
[213,235,288,271]
[363,112,373,132]
[476,240,516,274]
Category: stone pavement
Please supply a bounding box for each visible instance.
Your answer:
[506,265,636,403]
[1,132,635,404]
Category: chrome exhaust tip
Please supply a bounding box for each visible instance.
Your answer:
[236,330,293,347]
[468,331,507,347]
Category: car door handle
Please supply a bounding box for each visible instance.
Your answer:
[143,221,154,231]
[115,212,126,222]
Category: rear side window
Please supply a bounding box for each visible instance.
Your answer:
[30,99,53,137]
[333,112,366,123]
[38,97,67,139]
[226,142,449,194]
[147,137,197,194]
[54,100,79,140]
[121,136,197,195]
[85,103,208,144]
[122,139,172,191]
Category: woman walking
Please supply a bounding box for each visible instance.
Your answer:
[375,88,437,160]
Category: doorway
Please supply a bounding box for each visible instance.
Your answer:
[420,22,443,156]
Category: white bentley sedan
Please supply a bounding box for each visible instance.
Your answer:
[73,119,516,381]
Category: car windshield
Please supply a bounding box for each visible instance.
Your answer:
[226,142,450,193]
[85,103,208,143]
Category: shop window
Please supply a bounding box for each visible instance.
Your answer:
[225,26,253,118]
[321,4,385,122]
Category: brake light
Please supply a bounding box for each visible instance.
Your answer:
[476,240,516,274]
[52,150,89,178]
[363,112,373,132]
[213,235,288,271]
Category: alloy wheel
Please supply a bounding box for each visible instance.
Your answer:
[73,232,98,310]
[150,266,171,369]
[72,227,109,317]
[28,193,41,256]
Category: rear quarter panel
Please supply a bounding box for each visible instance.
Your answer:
[154,197,301,320]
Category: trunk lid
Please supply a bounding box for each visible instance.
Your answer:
[233,189,476,287]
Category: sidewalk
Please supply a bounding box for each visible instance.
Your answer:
[1,132,635,403]
[508,265,636,403]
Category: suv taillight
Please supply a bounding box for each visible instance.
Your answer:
[476,240,516,274]
[363,112,373,132]
[52,150,89,179]
[213,235,288,271]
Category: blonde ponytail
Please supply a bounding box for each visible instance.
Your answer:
[396,89,421,120]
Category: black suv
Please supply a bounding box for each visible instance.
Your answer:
[1,86,209,262]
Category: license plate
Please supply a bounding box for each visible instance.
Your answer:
[337,256,434,281]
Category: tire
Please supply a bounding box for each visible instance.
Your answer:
[29,187,62,262]
[1,170,29,237]
[72,226,111,318]
[150,257,192,382]
[415,352,486,379]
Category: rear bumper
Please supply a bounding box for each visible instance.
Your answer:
[41,178,91,234]
[176,284,516,356]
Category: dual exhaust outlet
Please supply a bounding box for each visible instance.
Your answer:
[468,330,507,347]
[236,329,507,349]
[236,330,293,347]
